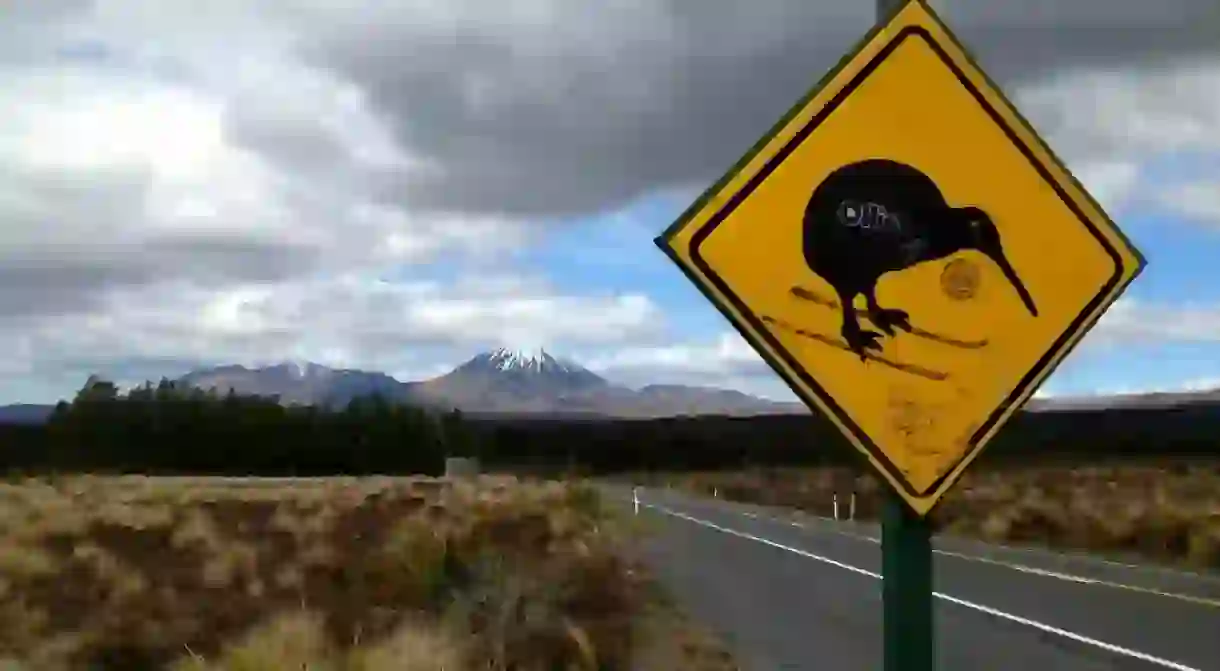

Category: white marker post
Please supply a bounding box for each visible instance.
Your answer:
[632,486,640,515]
[833,493,840,520]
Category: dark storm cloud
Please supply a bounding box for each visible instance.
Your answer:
[0,164,156,316]
[0,160,326,320]
[221,104,359,182]
[295,0,1220,218]
[0,258,152,318]
[0,236,322,321]
[142,234,327,283]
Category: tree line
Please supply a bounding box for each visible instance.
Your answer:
[471,403,1220,478]
[1,375,1217,477]
[0,376,479,476]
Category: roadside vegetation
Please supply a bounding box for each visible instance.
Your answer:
[5,376,1219,667]
[650,463,1220,569]
[0,475,737,670]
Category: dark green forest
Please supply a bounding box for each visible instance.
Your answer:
[2,376,1218,477]
[0,378,476,476]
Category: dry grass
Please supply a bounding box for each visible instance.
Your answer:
[657,462,1220,569]
[0,474,736,670]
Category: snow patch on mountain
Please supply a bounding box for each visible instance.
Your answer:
[484,347,583,374]
[286,360,309,379]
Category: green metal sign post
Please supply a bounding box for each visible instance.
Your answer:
[882,490,935,670]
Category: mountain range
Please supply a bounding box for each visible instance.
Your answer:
[0,348,805,423]
[3,347,1218,424]
[179,348,807,418]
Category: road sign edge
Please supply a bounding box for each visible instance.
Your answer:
[908,4,1150,499]
[884,2,1152,515]
[917,253,1146,517]
[650,4,931,500]
[890,28,1134,498]
[652,233,858,448]
[688,26,935,500]
[653,2,913,249]
[914,0,1149,276]
[653,0,1149,516]
[687,22,1145,505]
[907,0,1147,284]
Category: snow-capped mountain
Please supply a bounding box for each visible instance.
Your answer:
[410,347,622,415]
[146,348,806,417]
[434,348,609,397]
[484,348,574,373]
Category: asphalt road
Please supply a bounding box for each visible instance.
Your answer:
[619,486,1220,671]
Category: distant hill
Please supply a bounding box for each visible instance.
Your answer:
[410,349,804,417]
[6,350,1220,424]
[164,348,804,418]
[0,404,55,425]
[176,361,436,409]
[1024,389,1220,412]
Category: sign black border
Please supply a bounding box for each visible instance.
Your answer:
[655,4,1147,505]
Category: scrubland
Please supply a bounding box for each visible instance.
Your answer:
[0,475,736,670]
[655,462,1220,569]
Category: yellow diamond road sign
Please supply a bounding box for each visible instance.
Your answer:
[655,0,1146,516]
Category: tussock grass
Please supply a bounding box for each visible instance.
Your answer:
[0,474,736,670]
[661,463,1220,569]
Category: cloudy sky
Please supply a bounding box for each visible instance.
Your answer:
[1,0,1219,404]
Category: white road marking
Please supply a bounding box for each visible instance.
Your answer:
[932,548,1220,606]
[712,501,1220,606]
[688,497,1220,607]
[638,490,1220,606]
[636,497,1202,671]
[788,509,1220,584]
[1001,563,1098,584]
[963,539,1220,584]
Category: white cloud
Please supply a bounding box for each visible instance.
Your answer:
[584,332,807,400]
[586,332,766,377]
[1012,59,1220,224]
[1102,376,1220,396]
[0,1,1217,404]
[1156,179,1220,225]
[1035,375,1220,401]
[1015,59,1220,158]
[0,272,665,400]
[63,275,661,364]
[1087,298,1220,345]
[0,58,524,296]
[1069,159,1142,212]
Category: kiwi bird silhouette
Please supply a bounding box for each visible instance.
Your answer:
[801,158,1038,360]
